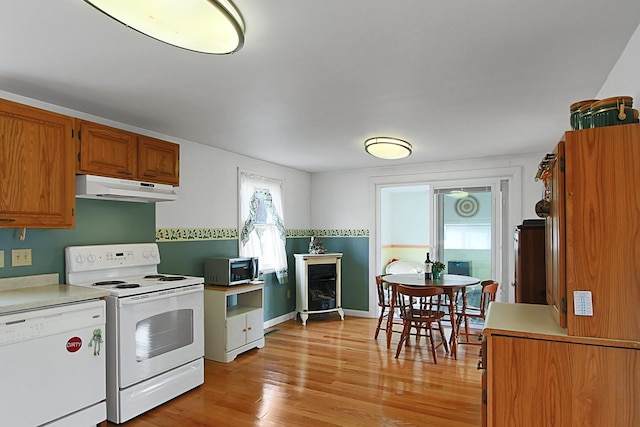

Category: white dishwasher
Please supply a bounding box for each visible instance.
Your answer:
[0,299,107,427]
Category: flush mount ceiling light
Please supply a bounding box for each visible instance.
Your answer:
[364,137,412,160]
[85,0,245,54]
[448,190,470,199]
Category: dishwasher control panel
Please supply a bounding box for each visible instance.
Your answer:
[0,300,104,347]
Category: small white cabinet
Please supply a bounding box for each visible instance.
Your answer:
[204,283,265,363]
[294,253,345,326]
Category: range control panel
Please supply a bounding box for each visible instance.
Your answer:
[66,243,160,274]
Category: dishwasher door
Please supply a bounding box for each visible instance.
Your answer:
[0,299,106,427]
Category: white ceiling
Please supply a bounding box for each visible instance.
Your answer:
[2,1,640,173]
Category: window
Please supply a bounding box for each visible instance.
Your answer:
[238,170,288,283]
[444,224,492,250]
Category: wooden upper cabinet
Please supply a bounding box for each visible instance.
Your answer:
[77,120,179,186]
[77,120,137,179]
[138,136,179,186]
[0,98,76,228]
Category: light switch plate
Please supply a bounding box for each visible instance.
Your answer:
[0,250,4,268]
[573,290,593,316]
[11,249,32,267]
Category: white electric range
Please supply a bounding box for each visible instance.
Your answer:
[65,243,204,424]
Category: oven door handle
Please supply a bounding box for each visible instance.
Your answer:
[118,285,203,306]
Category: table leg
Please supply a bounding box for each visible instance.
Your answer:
[461,288,469,343]
[447,289,458,360]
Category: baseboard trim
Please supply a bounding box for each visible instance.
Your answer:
[263,309,373,330]
[264,311,297,329]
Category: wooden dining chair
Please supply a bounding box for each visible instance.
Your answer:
[395,285,449,364]
[374,275,403,339]
[455,280,499,344]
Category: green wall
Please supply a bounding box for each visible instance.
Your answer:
[158,234,370,321]
[0,200,370,321]
[0,199,155,279]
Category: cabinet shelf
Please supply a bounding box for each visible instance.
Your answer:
[227,304,260,318]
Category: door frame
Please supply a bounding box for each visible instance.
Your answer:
[370,167,521,317]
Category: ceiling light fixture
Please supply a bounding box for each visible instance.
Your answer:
[364,137,412,160]
[448,190,470,199]
[84,0,245,54]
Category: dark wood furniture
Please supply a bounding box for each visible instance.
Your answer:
[373,275,403,340]
[514,219,546,304]
[382,273,480,359]
[395,285,449,363]
[455,279,498,343]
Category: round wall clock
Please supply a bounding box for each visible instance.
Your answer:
[455,195,479,217]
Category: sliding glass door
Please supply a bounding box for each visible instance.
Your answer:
[434,186,495,278]
[433,185,499,321]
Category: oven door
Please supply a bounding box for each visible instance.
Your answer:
[117,284,204,388]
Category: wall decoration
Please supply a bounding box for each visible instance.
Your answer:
[455,195,479,217]
[156,228,370,242]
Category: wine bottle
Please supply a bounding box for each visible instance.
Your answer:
[424,252,433,280]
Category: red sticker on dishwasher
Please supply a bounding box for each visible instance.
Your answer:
[66,337,82,352]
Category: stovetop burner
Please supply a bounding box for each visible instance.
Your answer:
[116,284,140,289]
[143,275,166,279]
[94,280,126,286]
[158,276,187,281]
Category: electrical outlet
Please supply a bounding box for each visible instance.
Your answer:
[0,250,4,268]
[11,249,32,267]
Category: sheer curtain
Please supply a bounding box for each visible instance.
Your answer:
[239,171,288,283]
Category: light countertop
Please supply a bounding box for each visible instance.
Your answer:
[484,302,566,336]
[0,274,110,315]
[484,301,640,349]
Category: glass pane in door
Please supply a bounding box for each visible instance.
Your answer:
[435,186,494,325]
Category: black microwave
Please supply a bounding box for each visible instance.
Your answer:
[204,257,259,286]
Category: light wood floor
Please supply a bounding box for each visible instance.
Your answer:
[106,315,482,426]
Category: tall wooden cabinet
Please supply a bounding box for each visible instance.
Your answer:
[514,219,546,304]
[483,123,640,426]
[546,123,640,341]
[0,98,76,228]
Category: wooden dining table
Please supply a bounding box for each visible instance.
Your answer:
[381,273,480,360]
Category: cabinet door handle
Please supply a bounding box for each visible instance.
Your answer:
[118,171,133,175]
[477,361,484,370]
[247,327,252,331]
[143,173,157,178]
[0,218,16,222]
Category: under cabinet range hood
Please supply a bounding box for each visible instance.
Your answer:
[75,175,178,203]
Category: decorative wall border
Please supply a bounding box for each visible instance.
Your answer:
[156,228,237,241]
[156,228,369,242]
[307,229,369,238]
